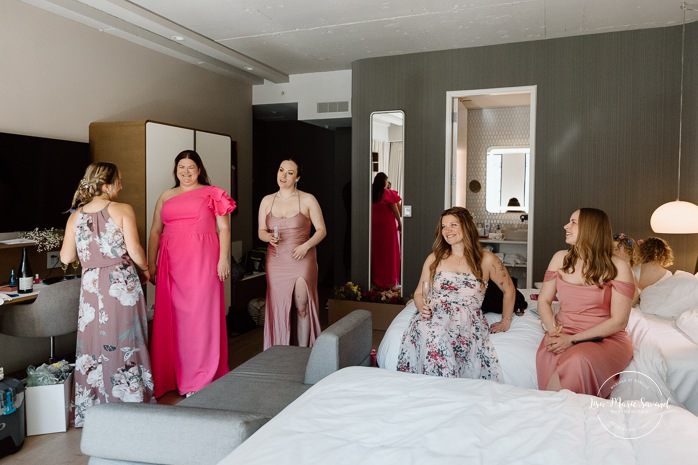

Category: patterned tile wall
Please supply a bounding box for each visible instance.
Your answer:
[465,106,530,229]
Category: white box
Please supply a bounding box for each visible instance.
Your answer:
[25,372,73,435]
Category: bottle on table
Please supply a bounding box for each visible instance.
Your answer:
[17,247,33,294]
[9,269,17,287]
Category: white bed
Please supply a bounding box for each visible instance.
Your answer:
[377,290,698,415]
[221,366,698,465]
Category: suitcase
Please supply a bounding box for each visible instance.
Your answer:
[0,377,25,458]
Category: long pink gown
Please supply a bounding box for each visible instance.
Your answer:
[151,186,236,397]
[371,189,401,288]
[263,200,321,350]
[536,270,634,398]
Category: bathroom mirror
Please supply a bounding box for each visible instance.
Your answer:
[369,111,404,294]
[485,146,530,213]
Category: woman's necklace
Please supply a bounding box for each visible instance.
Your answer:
[277,188,297,200]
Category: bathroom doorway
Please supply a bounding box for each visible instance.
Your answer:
[445,86,537,288]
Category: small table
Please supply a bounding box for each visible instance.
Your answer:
[0,283,45,305]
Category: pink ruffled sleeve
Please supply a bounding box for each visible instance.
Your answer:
[207,186,236,216]
[383,189,402,203]
[609,280,636,299]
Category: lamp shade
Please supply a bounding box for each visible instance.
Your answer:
[650,200,698,233]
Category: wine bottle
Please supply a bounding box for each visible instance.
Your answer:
[17,247,33,294]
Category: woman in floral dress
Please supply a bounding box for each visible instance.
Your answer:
[396,207,515,379]
[61,162,155,427]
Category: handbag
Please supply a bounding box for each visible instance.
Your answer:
[481,277,528,314]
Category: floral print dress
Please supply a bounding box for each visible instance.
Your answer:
[73,204,155,427]
[396,271,503,381]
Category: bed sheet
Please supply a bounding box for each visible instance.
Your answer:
[221,367,698,465]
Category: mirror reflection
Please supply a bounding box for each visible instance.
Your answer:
[370,111,404,292]
[485,146,530,213]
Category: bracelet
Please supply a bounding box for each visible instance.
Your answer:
[501,316,513,321]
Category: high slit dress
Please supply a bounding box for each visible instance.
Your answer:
[263,194,321,350]
[535,270,634,398]
[150,186,236,397]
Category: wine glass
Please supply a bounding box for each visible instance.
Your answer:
[71,259,80,275]
[272,227,280,257]
[60,261,68,279]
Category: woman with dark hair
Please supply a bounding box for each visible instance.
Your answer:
[60,162,155,426]
[396,207,515,379]
[258,158,326,349]
[536,208,634,398]
[148,150,236,397]
[371,172,402,288]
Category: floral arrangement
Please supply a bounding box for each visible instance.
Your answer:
[19,227,65,252]
[332,281,362,301]
[332,281,405,305]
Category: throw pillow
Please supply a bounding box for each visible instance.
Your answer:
[639,271,698,318]
[676,308,698,344]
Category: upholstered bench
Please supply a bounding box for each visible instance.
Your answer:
[81,309,373,465]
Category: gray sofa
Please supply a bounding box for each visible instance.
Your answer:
[81,309,373,465]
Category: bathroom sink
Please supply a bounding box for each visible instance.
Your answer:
[503,228,528,241]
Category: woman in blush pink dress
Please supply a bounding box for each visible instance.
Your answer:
[258,159,326,350]
[371,172,401,288]
[148,150,236,398]
[536,208,634,398]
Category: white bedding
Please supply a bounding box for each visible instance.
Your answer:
[221,367,698,465]
[378,293,698,415]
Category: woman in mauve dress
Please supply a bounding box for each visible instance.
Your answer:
[148,150,236,398]
[370,172,401,289]
[60,162,155,427]
[536,208,634,398]
[258,159,326,350]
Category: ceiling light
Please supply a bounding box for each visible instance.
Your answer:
[244,66,254,71]
[650,2,698,234]
[171,35,185,41]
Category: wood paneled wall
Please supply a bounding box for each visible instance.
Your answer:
[352,24,698,294]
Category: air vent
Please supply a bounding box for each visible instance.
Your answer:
[317,101,349,113]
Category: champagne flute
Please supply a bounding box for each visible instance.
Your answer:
[421,280,431,320]
[60,261,68,279]
[71,259,80,275]
[272,226,280,257]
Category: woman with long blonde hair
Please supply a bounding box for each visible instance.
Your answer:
[396,207,515,379]
[536,208,634,398]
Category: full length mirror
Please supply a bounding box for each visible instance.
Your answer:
[485,146,530,213]
[369,111,404,294]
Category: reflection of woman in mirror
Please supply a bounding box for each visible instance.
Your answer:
[371,172,401,288]
[258,159,326,350]
[396,207,514,379]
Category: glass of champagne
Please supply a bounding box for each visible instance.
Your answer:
[60,261,68,279]
[421,280,431,320]
[71,259,80,275]
[272,226,280,257]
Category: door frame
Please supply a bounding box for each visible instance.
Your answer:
[444,85,537,288]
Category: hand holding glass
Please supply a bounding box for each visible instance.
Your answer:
[272,227,280,257]
[421,280,431,320]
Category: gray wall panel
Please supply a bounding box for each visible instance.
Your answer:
[353,24,698,294]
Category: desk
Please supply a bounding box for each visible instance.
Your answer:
[0,283,45,305]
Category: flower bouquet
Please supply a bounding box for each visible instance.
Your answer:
[19,227,65,252]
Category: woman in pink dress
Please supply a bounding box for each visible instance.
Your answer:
[148,150,236,397]
[258,159,326,350]
[371,172,401,288]
[60,162,155,427]
[536,208,634,398]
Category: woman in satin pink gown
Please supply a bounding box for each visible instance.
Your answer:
[371,172,401,288]
[258,159,326,350]
[148,150,236,397]
[536,208,634,398]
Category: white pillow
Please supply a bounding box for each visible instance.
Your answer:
[676,308,698,344]
[639,271,698,318]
